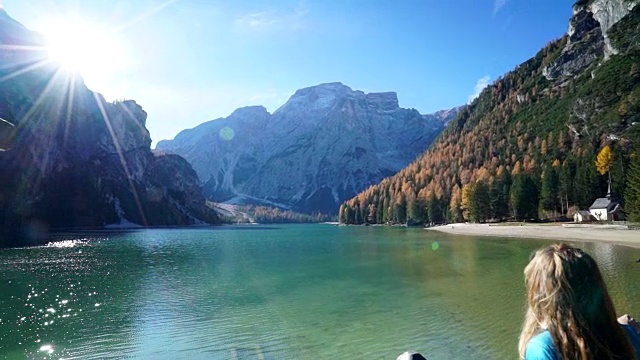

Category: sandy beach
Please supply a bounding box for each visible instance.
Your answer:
[428,223,640,249]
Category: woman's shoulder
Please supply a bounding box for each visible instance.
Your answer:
[525,331,559,360]
[526,325,639,360]
[621,324,640,358]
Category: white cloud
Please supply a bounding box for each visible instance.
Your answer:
[236,12,280,28]
[468,75,491,104]
[493,0,508,15]
[235,3,309,30]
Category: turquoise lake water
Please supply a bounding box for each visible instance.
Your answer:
[1,224,639,359]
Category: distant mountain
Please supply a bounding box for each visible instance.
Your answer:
[422,107,463,127]
[0,10,219,246]
[340,0,640,224]
[157,83,462,214]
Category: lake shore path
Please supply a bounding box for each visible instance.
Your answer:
[428,223,640,249]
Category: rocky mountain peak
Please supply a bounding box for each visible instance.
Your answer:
[275,82,351,114]
[568,5,601,43]
[299,81,352,93]
[544,0,637,80]
[275,82,403,116]
[290,82,353,99]
[157,83,462,214]
[423,105,465,126]
[229,105,270,120]
[589,0,638,57]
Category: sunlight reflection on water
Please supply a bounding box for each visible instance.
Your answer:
[0,226,638,359]
[44,238,96,248]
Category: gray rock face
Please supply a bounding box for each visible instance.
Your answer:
[543,0,637,80]
[568,4,601,42]
[544,4,605,80]
[0,10,219,246]
[157,83,462,214]
[589,0,639,57]
[422,107,463,127]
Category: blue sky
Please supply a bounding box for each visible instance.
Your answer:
[3,0,573,145]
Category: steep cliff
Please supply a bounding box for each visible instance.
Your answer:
[341,1,640,224]
[0,11,219,246]
[544,0,638,79]
[589,0,638,57]
[157,83,461,214]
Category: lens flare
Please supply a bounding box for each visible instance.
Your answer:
[219,127,235,141]
[35,17,128,87]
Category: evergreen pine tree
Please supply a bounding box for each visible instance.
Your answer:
[407,194,421,224]
[522,175,540,220]
[427,193,443,225]
[559,159,576,212]
[376,200,384,224]
[490,170,511,220]
[574,158,600,208]
[469,180,491,222]
[394,196,407,224]
[382,197,390,223]
[624,151,640,222]
[510,175,539,220]
[539,166,560,216]
[509,175,523,220]
[344,205,354,224]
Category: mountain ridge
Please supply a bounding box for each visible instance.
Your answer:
[157,83,462,214]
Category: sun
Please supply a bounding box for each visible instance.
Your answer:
[37,18,128,84]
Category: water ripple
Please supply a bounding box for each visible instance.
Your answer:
[1,226,639,359]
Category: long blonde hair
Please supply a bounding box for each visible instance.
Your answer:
[518,243,636,359]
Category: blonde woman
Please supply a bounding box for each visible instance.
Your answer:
[519,243,640,359]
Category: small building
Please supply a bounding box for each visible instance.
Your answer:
[588,186,624,221]
[574,210,593,223]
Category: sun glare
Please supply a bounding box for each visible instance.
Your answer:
[37,18,128,84]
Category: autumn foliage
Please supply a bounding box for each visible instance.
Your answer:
[339,9,640,224]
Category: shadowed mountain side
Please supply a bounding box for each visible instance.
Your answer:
[0,10,219,247]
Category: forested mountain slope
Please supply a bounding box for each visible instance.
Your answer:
[340,0,640,224]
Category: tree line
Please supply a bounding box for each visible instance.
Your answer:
[224,205,335,224]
